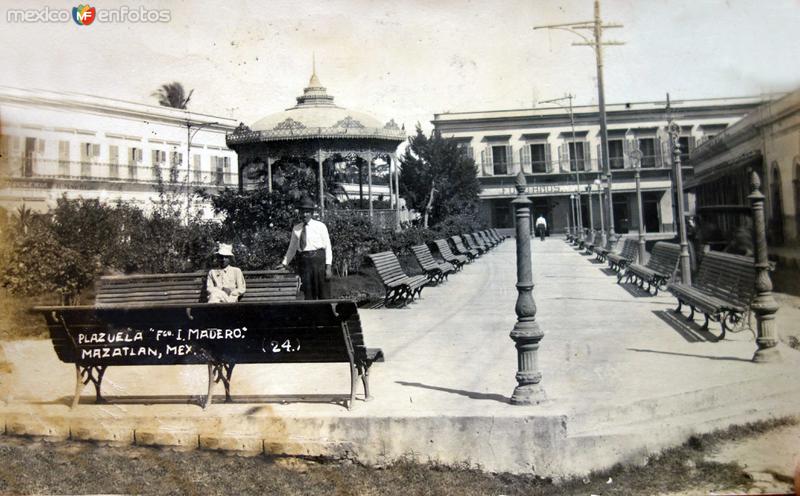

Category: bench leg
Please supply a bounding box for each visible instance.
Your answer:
[348,361,357,411]
[73,365,107,408]
[674,300,683,314]
[206,362,235,408]
[701,313,710,331]
[359,364,373,402]
[687,306,695,321]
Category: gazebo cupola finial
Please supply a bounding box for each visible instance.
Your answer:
[295,53,335,108]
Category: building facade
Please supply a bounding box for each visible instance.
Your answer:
[0,86,238,218]
[688,89,800,249]
[431,97,764,234]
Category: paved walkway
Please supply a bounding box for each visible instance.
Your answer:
[1,237,799,475]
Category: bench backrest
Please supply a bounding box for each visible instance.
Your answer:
[620,238,638,259]
[96,272,206,306]
[450,236,471,254]
[464,233,483,250]
[695,251,755,308]
[433,239,459,260]
[646,242,681,276]
[411,244,439,270]
[96,271,300,307]
[238,271,301,303]
[35,301,371,367]
[367,251,408,286]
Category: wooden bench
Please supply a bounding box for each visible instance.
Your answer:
[593,235,622,262]
[620,242,681,295]
[411,244,456,284]
[96,270,300,306]
[583,231,602,254]
[33,300,383,410]
[464,233,488,254]
[367,251,429,306]
[450,236,479,260]
[607,238,640,273]
[432,239,468,269]
[667,251,755,339]
[491,229,507,241]
[482,230,501,245]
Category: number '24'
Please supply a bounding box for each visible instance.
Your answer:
[270,338,300,353]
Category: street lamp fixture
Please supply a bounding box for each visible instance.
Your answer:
[628,147,646,263]
[568,193,576,238]
[666,108,691,285]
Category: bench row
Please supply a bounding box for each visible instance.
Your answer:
[368,229,507,307]
[567,233,759,341]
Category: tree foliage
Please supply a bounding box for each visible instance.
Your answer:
[399,126,482,227]
[152,82,193,109]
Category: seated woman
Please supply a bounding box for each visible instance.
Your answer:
[207,243,246,303]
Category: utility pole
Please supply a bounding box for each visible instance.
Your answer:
[534,0,624,247]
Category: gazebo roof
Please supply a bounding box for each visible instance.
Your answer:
[228,70,406,146]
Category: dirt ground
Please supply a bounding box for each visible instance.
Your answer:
[0,417,797,496]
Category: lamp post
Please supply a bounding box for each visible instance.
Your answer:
[748,170,781,363]
[666,117,691,285]
[509,171,545,405]
[594,178,605,246]
[629,147,646,263]
[586,184,594,238]
[568,194,575,237]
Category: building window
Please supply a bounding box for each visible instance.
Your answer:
[213,156,227,185]
[58,141,70,176]
[128,147,142,180]
[567,141,587,171]
[193,154,202,183]
[456,142,473,160]
[109,145,119,178]
[492,145,509,175]
[638,138,657,168]
[608,139,625,169]
[80,142,99,177]
[531,143,548,173]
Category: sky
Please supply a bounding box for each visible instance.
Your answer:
[2,0,799,134]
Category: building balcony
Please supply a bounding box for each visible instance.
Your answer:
[0,158,237,189]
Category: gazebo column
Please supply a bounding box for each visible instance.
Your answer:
[317,145,325,218]
[266,156,273,193]
[389,153,400,231]
[387,153,394,209]
[365,150,374,219]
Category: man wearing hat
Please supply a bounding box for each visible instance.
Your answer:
[207,243,246,303]
[278,197,332,300]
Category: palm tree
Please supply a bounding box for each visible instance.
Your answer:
[152,82,193,109]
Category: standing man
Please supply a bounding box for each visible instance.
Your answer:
[535,214,547,241]
[278,197,333,300]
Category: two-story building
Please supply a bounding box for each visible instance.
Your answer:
[431,97,764,234]
[0,86,238,218]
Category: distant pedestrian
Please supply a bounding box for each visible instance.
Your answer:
[207,243,246,303]
[535,214,547,241]
[278,197,332,300]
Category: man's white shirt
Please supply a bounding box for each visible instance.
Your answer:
[536,217,547,228]
[282,218,333,265]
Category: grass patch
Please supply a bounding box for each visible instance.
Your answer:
[0,417,795,495]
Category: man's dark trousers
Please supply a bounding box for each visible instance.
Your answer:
[298,249,330,300]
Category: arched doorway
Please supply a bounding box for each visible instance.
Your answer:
[770,162,784,245]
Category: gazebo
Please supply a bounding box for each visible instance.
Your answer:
[226,68,407,225]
